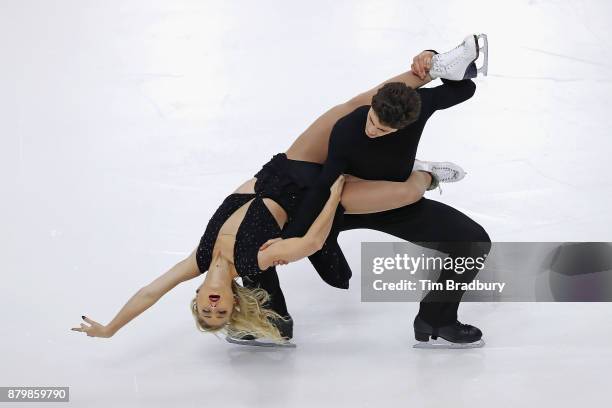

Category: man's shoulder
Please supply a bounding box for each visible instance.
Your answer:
[333,105,369,133]
[327,105,368,155]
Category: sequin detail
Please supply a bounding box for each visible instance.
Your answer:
[196,152,353,287]
[253,153,306,223]
[195,194,255,275]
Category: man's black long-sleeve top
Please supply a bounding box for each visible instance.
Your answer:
[282,78,476,239]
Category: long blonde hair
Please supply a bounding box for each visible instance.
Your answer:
[190,278,288,343]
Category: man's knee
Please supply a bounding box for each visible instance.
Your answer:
[476,224,491,243]
[469,223,491,256]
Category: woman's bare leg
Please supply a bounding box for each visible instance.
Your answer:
[340,171,432,214]
[286,69,432,164]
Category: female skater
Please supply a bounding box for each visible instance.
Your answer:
[71,48,468,344]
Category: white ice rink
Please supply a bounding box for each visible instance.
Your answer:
[2,0,612,406]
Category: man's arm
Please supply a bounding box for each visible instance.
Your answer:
[258,176,344,269]
[282,124,350,238]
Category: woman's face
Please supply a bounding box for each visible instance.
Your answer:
[196,279,235,328]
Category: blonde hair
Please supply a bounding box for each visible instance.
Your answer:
[190,279,288,343]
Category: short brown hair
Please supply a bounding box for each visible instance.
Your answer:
[371,82,421,129]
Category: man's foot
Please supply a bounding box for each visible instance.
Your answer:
[413,159,467,193]
[413,315,485,349]
[429,34,488,81]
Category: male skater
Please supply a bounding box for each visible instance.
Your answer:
[233,34,490,348]
[278,34,491,348]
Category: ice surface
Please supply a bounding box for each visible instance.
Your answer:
[2,0,611,407]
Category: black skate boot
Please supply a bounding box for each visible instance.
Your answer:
[413,315,485,349]
[225,316,296,348]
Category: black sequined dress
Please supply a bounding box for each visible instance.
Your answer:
[195,153,352,289]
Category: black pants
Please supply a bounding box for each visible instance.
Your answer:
[242,270,289,318]
[338,197,491,326]
[245,197,490,328]
[242,268,294,338]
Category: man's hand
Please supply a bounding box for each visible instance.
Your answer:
[411,51,435,80]
[71,316,113,338]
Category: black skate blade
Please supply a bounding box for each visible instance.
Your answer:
[413,338,485,349]
[225,335,297,348]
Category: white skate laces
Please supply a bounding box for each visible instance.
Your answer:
[413,159,467,194]
[429,34,488,81]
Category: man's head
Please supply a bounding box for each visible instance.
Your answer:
[365,82,421,138]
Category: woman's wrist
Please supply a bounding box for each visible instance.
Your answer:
[103,324,117,337]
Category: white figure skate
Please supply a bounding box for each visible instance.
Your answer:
[225,334,297,348]
[429,34,488,81]
[413,159,467,194]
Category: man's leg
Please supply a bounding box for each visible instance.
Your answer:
[339,198,491,327]
[241,270,294,339]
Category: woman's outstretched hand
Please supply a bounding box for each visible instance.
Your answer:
[71,316,113,338]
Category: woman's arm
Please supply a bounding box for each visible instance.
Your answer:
[71,249,201,338]
[340,171,432,214]
[257,176,344,270]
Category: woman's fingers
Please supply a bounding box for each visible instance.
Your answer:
[418,55,428,79]
[71,321,91,332]
[83,316,97,325]
[71,323,90,336]
[412,55,424,79]
[71,317,110,338]
[335,174,345,188]
[413,52,432,80]
[330,175,345,196]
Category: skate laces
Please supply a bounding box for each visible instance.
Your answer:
[428,165,461,194]
[432,165,459,182]
[432,40,466,74]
